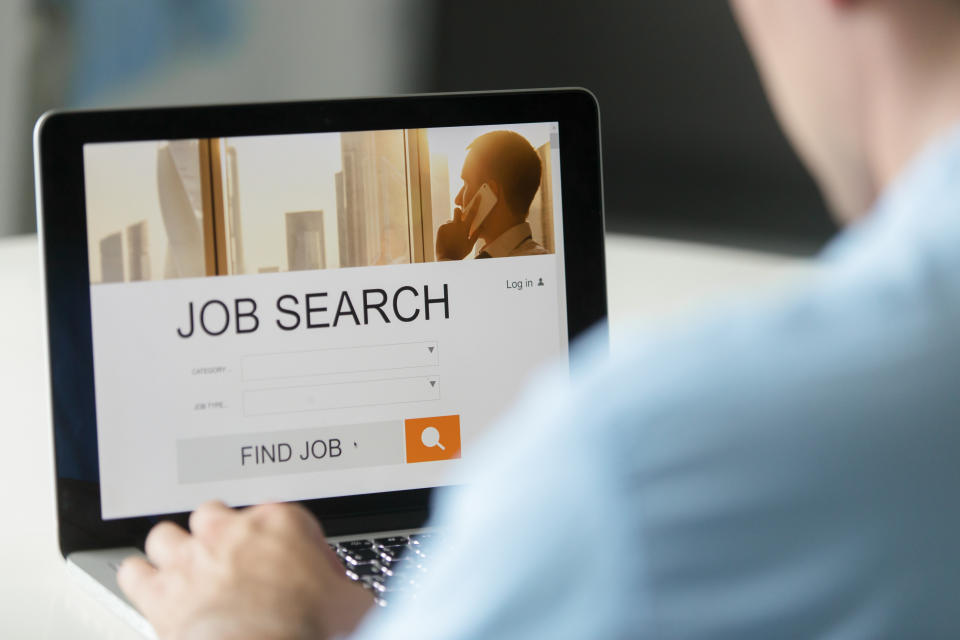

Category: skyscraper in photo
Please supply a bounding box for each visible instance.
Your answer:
[224,145,246,275]
[335,170,348,268]
[285,210,326,271]
[157,141,205,279]
[337,130,409,267]
[100,231,125,283]
[125,220,151,281]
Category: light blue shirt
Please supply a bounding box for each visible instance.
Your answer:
[352,124,960,639]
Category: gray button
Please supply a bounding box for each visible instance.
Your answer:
[177,420,403,484]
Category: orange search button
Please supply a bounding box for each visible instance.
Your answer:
[404,415,462,463]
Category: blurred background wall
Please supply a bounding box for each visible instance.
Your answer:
[0,0,31,239]
[0,0,836,255]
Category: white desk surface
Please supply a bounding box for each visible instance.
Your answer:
[0,232,811,638]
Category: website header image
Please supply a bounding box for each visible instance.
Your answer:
[82,122,559,285]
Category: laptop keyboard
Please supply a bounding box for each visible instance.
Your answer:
[332,533,435,606]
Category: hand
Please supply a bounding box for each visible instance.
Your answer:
[435,200,480,260]
[117,501,374,640]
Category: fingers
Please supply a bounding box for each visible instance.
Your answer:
[248,502,320,537]
[452,206,463,224]
[248,504,342,577]
[294,505,327,547]
[144,520,191,569]
[116,555,159,612]
[462,198,479,229]
[189,501,234,546]
[320,539,345,575]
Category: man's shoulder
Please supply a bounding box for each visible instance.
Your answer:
[510,232,553,258]
[561,241,960,636]
[509,238,549,257]
[579,258,960,450]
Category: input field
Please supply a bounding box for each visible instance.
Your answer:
[242,341,439,381]
[243,376,440,416]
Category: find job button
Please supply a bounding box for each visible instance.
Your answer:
[177,420,403,484]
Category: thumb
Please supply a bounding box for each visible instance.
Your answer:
[453,207,464,224]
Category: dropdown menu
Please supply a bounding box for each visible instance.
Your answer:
[242,341,439,381]
[243,376,441,416]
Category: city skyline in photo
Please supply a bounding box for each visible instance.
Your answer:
[83,123,556,284]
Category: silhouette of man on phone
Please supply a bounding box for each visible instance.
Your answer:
[435,130,549,260]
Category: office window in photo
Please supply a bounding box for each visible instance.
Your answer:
[82,123,557,285]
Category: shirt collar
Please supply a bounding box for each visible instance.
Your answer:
[477,222,534,258]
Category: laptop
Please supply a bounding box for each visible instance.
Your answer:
[34,89,606,636]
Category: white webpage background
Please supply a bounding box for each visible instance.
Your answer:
[91,253,567,519]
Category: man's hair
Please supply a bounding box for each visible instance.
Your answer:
[467,131,542,217]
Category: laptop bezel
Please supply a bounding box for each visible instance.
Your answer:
[35,88,607,558]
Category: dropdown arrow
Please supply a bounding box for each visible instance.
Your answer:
[428,346,435,353]
[429,380,436,387]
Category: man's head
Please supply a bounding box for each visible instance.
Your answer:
[455,131,542,241]
[731,0,960,223]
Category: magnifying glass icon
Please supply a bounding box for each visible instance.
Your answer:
[420,426,446,451]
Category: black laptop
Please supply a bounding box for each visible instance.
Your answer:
[34,89,606,636]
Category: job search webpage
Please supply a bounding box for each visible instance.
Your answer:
[83,122,569,519]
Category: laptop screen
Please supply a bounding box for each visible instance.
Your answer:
[80,123,569,520]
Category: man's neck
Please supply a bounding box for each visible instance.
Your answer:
[478,213,523,247]
[860,4,960,199]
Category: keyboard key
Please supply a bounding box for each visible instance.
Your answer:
[344,549,380,565]
[378,546,406,562]
[376,563,400,578]
[380,556,425,574]
[345,563,382,580]
[376,555,413,569]
[339,539,374,551]
[374,536,409,548]
[336,533,434,600]
[361,575,385,588]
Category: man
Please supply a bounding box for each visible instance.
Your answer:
[118,1,960,637]
[435,130,548,260]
